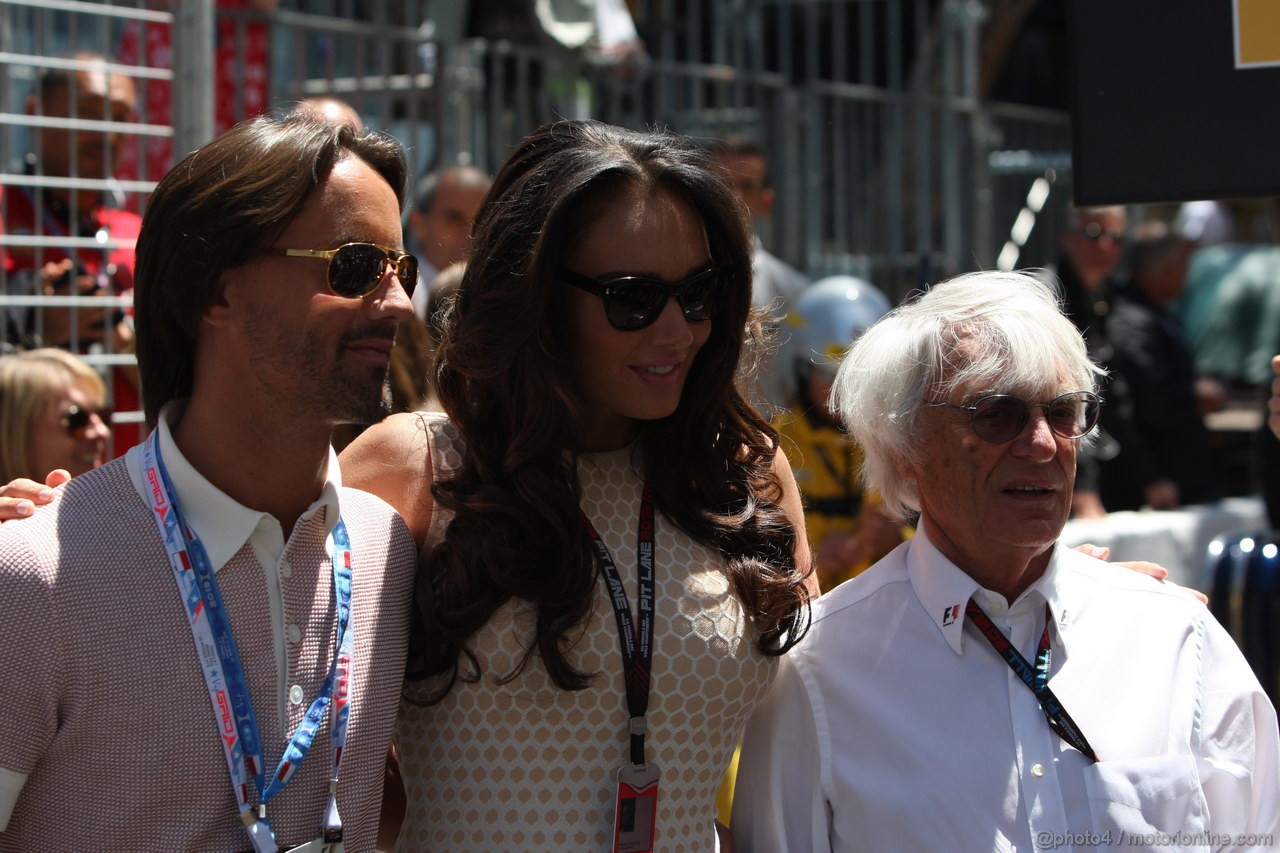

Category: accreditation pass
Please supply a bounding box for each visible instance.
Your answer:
[612,762,660,853]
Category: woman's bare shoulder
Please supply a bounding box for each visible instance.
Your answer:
[768,441,820,599]
[340,412,440,546]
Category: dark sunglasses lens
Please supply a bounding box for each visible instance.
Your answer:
[678,271,720,321]
[62,406,107,434]
[604,283,668,331]
[63,407,90,432]
[329,244,386,297]
[971,396,1027,442]
[397,255,419,294]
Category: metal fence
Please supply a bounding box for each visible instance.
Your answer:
[0,0,1073,449]
[409,0,1075,295]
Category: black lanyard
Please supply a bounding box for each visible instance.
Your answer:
[581,483,656,767]
[966,600,1100,763]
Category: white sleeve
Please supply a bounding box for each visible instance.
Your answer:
[1195,616,1280,847]
[731,655,830,853]
[0,767,28,831]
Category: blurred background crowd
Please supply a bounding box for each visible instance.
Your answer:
[2,0,1277,594]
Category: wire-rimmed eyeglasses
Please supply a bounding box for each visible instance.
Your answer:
[925,391,1102,444]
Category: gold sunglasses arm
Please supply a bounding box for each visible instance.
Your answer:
[272,248,337,261]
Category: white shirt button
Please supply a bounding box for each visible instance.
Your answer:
[1031,763,1045,778]
[286,624,302,644]
[280,559,292,579]
[289,684,304,705]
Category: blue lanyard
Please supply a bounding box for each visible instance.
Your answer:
[966,600,1099,763]
[141,432,354,850]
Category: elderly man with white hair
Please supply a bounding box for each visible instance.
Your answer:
[732,271,1279,852]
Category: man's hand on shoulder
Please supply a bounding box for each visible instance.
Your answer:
[0,470,70,521]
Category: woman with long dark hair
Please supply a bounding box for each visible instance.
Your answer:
[342,119,814,850]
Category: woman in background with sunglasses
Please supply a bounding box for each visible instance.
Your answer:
[341,119,815,851]
[0,348,111,485]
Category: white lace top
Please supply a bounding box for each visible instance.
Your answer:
[394,413,778,852]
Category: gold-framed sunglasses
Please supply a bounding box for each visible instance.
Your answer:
[265,242,418,299]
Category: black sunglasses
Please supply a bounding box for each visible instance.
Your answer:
[59,404,111,435]
[265,242,418,299]
[562,265,724,331]
[1081,222,1125,244]
[926,391,1102,444]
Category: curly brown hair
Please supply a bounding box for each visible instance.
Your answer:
[410,120,810,698]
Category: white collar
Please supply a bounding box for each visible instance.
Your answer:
[906,519,1075,659]
[126,401,343,573]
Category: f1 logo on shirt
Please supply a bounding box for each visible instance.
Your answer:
[941,604,961,626]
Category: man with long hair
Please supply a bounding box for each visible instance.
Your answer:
[0,114,417,850]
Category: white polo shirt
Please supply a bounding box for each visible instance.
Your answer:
[124,403,343,729]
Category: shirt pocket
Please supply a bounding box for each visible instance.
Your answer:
[1083,754,1208,851]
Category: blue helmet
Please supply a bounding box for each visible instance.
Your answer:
[777,275,892,404]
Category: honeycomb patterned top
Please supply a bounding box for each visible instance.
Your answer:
[395,413,779,851]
